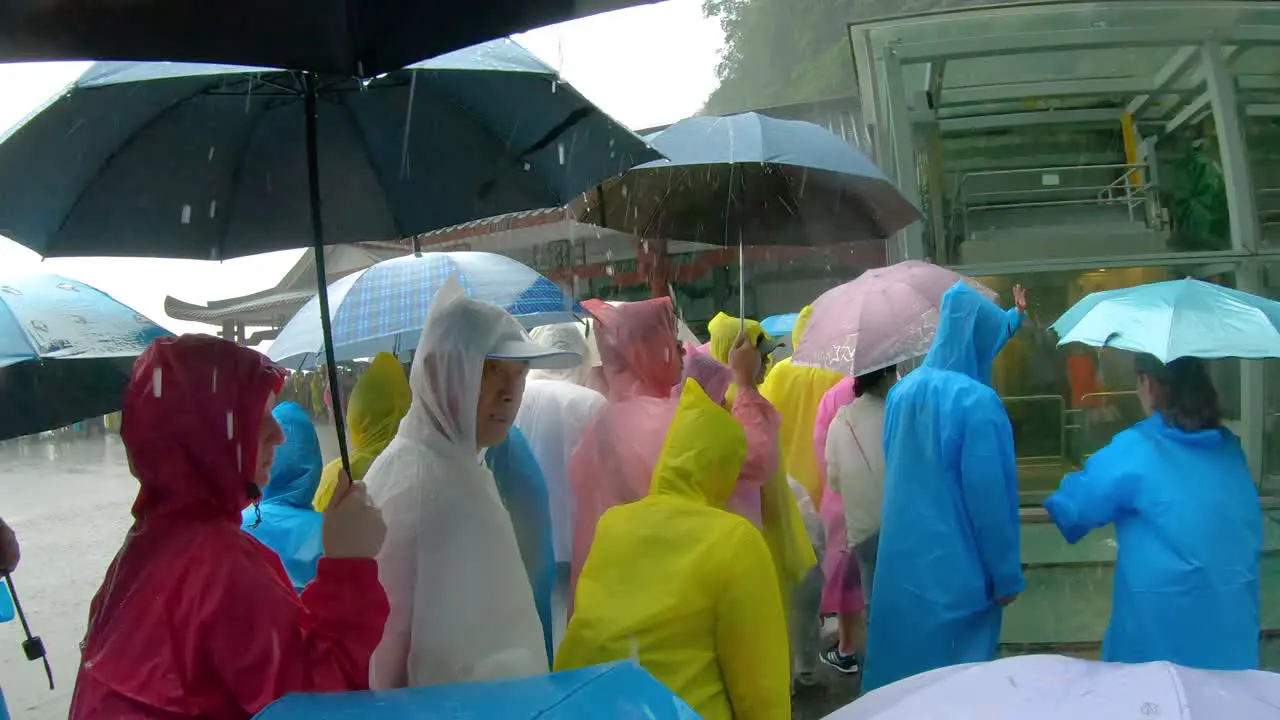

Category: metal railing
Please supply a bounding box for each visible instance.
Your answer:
[952,163,1157,240]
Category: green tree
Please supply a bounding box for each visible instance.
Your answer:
[701,0,997,115]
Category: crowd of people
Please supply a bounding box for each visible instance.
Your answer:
[44,272,1265,718]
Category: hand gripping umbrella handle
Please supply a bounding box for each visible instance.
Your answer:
[4,574,53,690]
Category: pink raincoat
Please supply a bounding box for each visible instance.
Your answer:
[680,352,777,528]
[568,298,683,607]
[813,377,864,614]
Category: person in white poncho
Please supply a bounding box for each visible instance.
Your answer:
[514,324,606,572]
[364,276,583,689]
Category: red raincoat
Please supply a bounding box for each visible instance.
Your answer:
[70,335,390,719]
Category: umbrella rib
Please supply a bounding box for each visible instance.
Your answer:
[334,97,406,239]
[48,76,234,250]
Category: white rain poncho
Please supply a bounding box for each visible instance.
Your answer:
[516,323,606,563]
[365,277,568,688]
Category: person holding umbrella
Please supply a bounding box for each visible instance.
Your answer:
[861,283,1025,692]
[70,334,389,718]
[1044,354,1262,670]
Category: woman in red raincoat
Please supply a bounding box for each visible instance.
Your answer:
[70,335,390,719]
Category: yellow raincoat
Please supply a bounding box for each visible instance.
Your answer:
[760,306,844,506]
[556,379,790,720]
[312,352,412,511]
[706,311,815,594]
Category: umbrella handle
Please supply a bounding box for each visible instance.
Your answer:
[4,574,53,690]
[302,73,352,478]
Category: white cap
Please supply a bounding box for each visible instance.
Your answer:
[487,326,583,370]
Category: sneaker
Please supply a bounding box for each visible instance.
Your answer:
[819,646,861,674]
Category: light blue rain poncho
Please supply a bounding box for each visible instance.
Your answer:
[1045,413,1262,670]
[241,401,325,594]
[863,283,1024,692]
[486,425,557,666]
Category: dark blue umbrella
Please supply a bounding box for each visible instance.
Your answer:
[0,1,657,78]
[572,111,918,247]
[0,39,659,261]
[0,37,658,475]
[253,661,699,719]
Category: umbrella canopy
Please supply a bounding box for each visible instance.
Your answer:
[253,661,699,719]
[792,260,997,376]
[0,274,173,440]
[268,251,584,369]
[0,0,657,78]
[0,40,659,260]
[826,654,1280,719]
[761,312,800,337]
[571,111,919,247]
[1049,278,1280,363]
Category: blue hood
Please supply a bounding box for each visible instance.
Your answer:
[262,401,324,508]
[923,283,1017,386]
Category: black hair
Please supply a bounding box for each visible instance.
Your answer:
[855,365,896,397]
[1133,354,1222,432]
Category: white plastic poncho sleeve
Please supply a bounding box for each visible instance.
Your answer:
[364,275,548,689]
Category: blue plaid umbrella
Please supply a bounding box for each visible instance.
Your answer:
[268,251,583,368]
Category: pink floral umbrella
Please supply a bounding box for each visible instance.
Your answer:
[792,260,997,376]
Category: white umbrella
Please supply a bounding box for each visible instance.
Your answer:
[826,655,1280,719]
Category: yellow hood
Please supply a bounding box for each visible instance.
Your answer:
[650,378,747,509]
[313,352,412,510]
[707,311,767,366]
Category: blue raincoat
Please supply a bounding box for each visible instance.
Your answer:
[487,426,557,665]
[241,401,325,594]
[1045,414,1262,670]
[863,283,1024,691]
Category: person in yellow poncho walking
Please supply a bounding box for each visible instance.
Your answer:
[556,375,790,720]
[704,314,816,593]
[760,305,845,506]
[312,352,412,511]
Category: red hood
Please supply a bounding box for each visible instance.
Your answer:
[122,334,285,522]
[584,297,681,401]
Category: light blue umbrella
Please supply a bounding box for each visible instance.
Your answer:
[0,274,173,440]
[1050,278,1280,362]
[253,661,699,719]
[268,251,584,369]
[761,312,800,338]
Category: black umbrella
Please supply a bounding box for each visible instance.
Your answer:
[0,0,658,77]
[0,40,658,473]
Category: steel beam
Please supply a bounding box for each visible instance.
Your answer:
[1202,41,1261,254]
[891,26,1280,64]
[1164,91,1213,134]
[882,47,926,261]
[925,108,1122,134]
[1127,45,1200,117]
[941,78,1149,107]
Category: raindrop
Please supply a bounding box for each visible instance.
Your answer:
[207,146,216,162]
[237,443,243,472]
[208,200,217,219]
[523,162,531,172]
[180,204,192,225]
[152,367,163,398]
[608,138,615,149]
[606,265,615,277]
[226,410,235,440]
[557,142,566,166]
[212,367,218,393]
[620,185,628,199]
[551,79,558,94]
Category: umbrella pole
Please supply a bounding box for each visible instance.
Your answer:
[4,574,52,690]
[303,73,352,477]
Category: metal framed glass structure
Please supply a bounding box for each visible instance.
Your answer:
[850,0,1280,495]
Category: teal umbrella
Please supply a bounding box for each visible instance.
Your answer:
[1050,278,1280,362]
